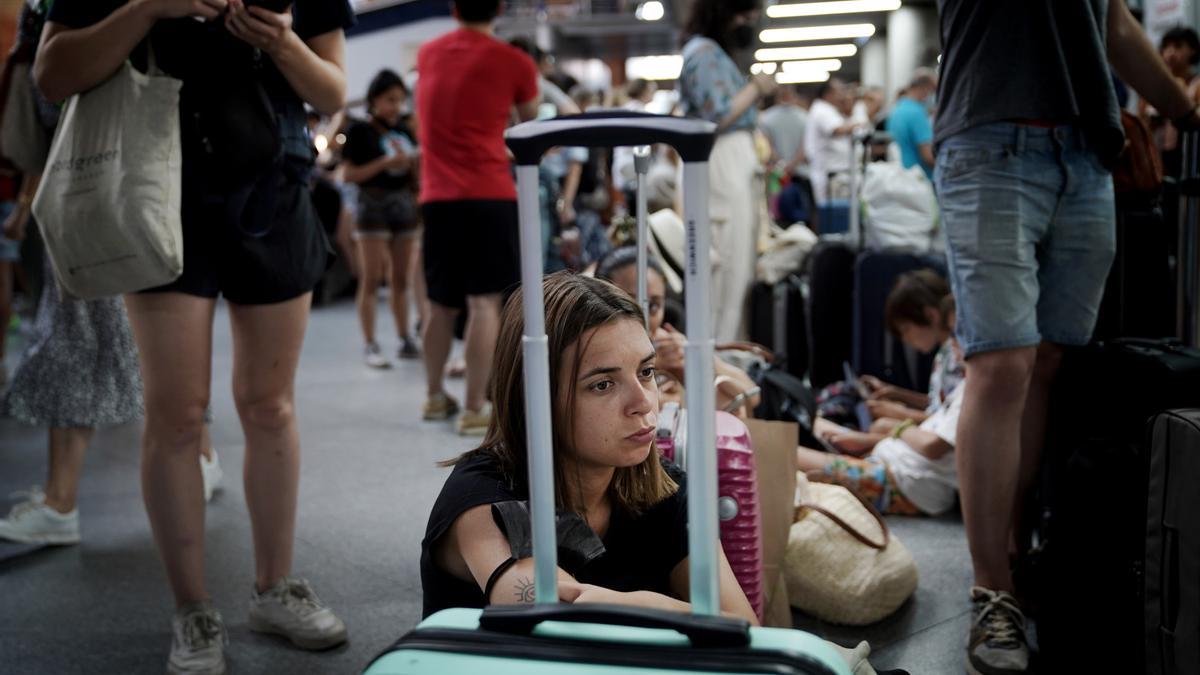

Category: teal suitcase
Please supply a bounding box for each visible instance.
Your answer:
[365,112,852,675]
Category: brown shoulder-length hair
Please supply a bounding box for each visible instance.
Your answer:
[445,271,677,516]
[884,268,955,336]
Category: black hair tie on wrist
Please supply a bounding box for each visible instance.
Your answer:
[484,556,519,602]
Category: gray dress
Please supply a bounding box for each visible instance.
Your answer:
[1,256,143,428]
[0,2,143,429]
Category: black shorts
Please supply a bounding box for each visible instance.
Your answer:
[142,167,331,305]
[356,188,420,239]
[422,200,520,310]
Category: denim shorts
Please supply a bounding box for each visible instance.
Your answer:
[934,123,1116,357]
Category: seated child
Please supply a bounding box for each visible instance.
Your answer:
[863,269,964,431]
[421,271,758,623]
[595,246,760,415]
[797,380,964,517]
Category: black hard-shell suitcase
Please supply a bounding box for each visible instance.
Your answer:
[805,241,856,389]
[1035,339,1200,673]
[1094,197,1176,340]
[850,250,945,394]
[1145,410,1200,675]
[748,274,809,380]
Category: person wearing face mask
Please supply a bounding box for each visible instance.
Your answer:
[886,68,939,180]
[677,0,775,343]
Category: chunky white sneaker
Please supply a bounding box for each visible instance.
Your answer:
[967,586,1031,675]
[0,487,80,545]
[167,602,227,675]
[200,449,223,503]
[364,343,391,369]
[248,577,348,650]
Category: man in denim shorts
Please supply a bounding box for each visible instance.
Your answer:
[935,1,1200,673]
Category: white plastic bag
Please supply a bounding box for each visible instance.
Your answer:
[860,162,938,252]
[32,54,183,300]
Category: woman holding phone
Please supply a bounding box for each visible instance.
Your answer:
[37,1,353,672]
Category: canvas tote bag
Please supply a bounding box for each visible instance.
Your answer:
[32,48,183,300]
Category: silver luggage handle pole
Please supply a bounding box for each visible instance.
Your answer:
[634,145,652,331]
[506,112,718,614]
[682,161,720,615]
[514,163,560,605]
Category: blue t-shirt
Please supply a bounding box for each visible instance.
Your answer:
[887,97,934,179]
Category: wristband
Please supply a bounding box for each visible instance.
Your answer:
[890,419,915,440]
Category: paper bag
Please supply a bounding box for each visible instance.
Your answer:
[746,418,798,628]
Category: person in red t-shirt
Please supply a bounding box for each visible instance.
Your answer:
[416,0,539,436]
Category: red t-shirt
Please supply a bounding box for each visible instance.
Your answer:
[417,29,539,203]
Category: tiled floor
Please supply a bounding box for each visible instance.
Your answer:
[0,300,972,674]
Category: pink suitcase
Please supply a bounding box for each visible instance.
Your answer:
[657,403,764,621]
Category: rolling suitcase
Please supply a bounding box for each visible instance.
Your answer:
[1145,410,1200,675]
[365,113,851,675]
[1035,338,1200,674]
[1142,131,1200,675]
[850,250,946,393]
[748,274,809,380]
[805,241,856,389]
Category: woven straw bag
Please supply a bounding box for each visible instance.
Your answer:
[784,475,918,625]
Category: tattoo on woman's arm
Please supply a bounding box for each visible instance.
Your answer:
[514,577,536,603]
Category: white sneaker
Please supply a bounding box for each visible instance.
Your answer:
[167,602,227,675]
[0,487,80,545]
[200,449,223,503]
[248,576,348,650]
[364,343,391,369]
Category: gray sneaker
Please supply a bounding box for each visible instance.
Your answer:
[248,577,348,651]
[967,586,1030,675]
[167,602,227,675]
[398,336,421,360]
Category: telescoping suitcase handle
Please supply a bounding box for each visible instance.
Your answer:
[479,603,751,648]
[1178,131,1200,347]
[506,111,716,166]
[505,113,726,616]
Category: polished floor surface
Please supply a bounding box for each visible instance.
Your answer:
[1,299,974,674]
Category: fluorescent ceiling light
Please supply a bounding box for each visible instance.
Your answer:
[776,71,832,84]
[750,62,779,75]
[755,44,857,61]
[636,0,665,21]
[626,55,682,81]
[767,0,901,18]
[780,59,842,72]
[760,23,876,43]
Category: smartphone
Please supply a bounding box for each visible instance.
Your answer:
[843,361,872,400]
[244,0,294,12]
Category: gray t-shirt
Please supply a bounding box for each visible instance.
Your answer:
[759,104,809,165]
[934,0,1124,164]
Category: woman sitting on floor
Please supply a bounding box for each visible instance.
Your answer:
[420,271,757,623]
